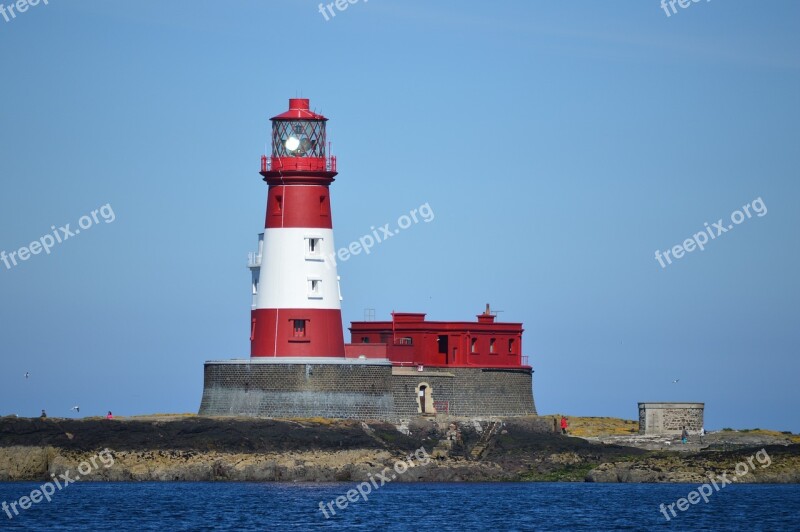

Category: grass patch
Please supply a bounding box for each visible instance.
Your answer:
[286,417,339,425]
[521,462,597,482]
[548,416,639,437]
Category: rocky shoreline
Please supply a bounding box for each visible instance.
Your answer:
[1,416,797,483]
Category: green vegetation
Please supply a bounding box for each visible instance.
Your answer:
[521,463,598,482]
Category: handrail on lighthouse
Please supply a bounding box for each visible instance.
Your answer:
[261,155,337,173]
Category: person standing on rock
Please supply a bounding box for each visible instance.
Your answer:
[107,411,114,420]
[40,410,47,419]
[560,416,568,435]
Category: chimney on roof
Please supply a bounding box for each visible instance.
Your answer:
[477,303,496,324]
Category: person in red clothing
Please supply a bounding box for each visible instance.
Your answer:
[106,411,113,420]
[560,416,568,435]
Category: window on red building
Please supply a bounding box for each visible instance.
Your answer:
[471,338,477,353]
[490,338,496,354]
[508,338,516,354]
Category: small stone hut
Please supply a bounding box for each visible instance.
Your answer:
[638,402,704,435]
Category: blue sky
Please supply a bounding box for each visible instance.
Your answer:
[1,1,798,431]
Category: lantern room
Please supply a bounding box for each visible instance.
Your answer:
[261,98,336,175]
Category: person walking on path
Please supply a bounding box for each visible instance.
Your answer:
[560,416,568,435]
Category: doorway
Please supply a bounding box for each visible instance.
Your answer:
[416,382,434,414]
[438,335,448,357]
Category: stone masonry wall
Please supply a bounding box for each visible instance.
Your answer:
[661,408,704,432]
[199,362,393,420]
[391,368,536,419]
[200,363,536,421]
[638,403,704,435]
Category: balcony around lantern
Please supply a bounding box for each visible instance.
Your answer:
[261,155,337,174]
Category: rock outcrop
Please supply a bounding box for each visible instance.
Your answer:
[1,415,798,483]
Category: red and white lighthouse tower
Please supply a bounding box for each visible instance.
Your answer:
[249,98,345,357]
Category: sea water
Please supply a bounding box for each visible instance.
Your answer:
[0,481,797,530]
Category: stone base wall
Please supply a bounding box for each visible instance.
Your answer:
[199,361,393,420]
[391,368,536,418]
[199,362,536,421]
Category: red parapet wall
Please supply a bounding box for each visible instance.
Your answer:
[344,343,388,359]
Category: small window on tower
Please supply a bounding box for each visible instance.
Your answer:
[361,337,370,343]
[293,319,307,338]
[471,338,478,354]
[320,195,328,216]
[508,339,515,354]
[274,195,283,215]
[305,236,323,260]
[490,338,496,354]
[308,278,322,299]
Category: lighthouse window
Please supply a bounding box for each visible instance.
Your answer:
[272,120,326,158]
[471,338,477,353]
[293,319,307,338]
[508,339,515,354]
[305,237,323,260]
[308,278,322,298]
[490,338,496,354]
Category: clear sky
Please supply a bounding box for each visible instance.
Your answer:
[1,1,798,432]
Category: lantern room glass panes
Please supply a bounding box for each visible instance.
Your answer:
[272,120,326,158]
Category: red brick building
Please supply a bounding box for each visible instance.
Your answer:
[345,305,529,369]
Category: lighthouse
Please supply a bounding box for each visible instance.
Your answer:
[250,98,345,358]
[199,98,535,420]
